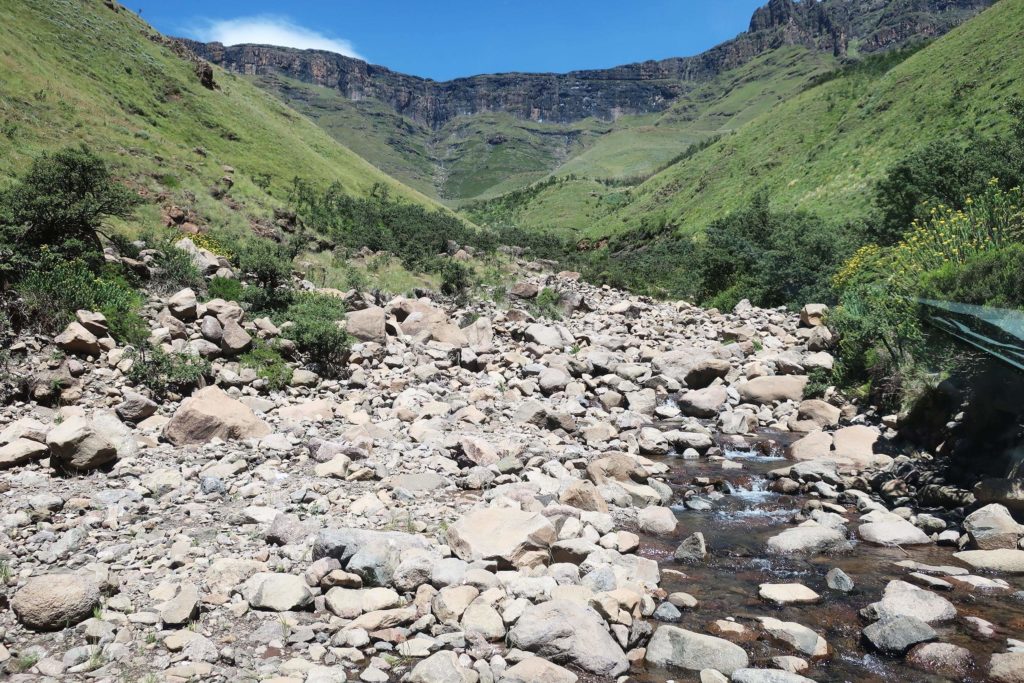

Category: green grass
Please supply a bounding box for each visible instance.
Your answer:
[0,0,443,244]
[590,0,1024,237]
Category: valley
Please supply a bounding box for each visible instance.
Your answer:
[0,1,1022,682]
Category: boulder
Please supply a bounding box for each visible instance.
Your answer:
[679,386,728,418]
[766,523,850,555]
[953,549,1024,574]
[244,573,313,612]
[115,391,158,423]
[858,517,931,546]
[509,281,539,299]
[168,288,198,320]
[524,323,571,348]
[54,322,101,355]
[789,431,833,461]
[862,616,936,654]
[559,480,609,512]
[990,652,1024,683]
[501,657,577,683]
[731,670,816,683]
[758,583,820,605]
[684,359,731,389]
[757,617,828,658]
[832,425,880,462]
[164,386,271,445]
[346,306,387,343]
[645,625,749,675]
[408,651,479,683]
[508,600,628,677]
[800,304,829,327]
[12,574,100,631]
[907,643,973,678]
[863,580,956,623]
[447,507,556,568]
[674,532,707,563]
[796,399,841,428]
[0,438,49,469]
[46,416,119,471]
[219,319,252,356]
[738,376,808,404]
[963,503,1023,550]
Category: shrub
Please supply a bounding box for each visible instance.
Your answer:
[281,293,350,377]
[439,259,473,297]
[13,256,146,339]
[207,276,245,302]
[126,345,210,397]
[530,288,563,320]
[143,230,203,293]
[919,242,1024,309]
[238,240,292,293]
[240,341,293,391]
[0,146,140,257]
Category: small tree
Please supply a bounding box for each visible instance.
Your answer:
[1,146,140,257]
[238,240,292,293]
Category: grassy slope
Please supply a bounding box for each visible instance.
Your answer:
[594,0,1024,237]
[0,0,441,240]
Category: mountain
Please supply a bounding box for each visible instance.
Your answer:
[0,0,444,241]
[184,0,993,201]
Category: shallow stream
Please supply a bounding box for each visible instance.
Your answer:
[634,440,1024,682]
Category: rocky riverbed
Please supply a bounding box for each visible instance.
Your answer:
[0,250,1022,683]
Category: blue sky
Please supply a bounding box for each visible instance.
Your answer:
[141,1,768,81]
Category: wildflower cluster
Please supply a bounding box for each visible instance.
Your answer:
[189,231,234,260]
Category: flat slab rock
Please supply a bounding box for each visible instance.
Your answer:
[954,549,1024,574]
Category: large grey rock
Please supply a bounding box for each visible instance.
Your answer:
[679,386,728,418]
[757,617,828,658]
[990,652,1024,683]
[524,323,570,348]
[731,670,816,683]
[907,642,973,679]
[346,307,387,343]
[738,376,808,404]
[862,580,956,623]
[645,625,749,675]
[953,549,1024,574]
[244,573,313,612]
[0,438,49,469]
[447,507,556,568]
[164,386,270,445]
[408,651,478,683]
[54,322,101,355]
[115,391,158,423]
[501,657,577,683]
[963,504,1023,550]
[766,523,850,555]
[858,516,931,546]
[12,574,100,631]
[46,416,119,471]
[168,288,198,320]
[219,319,252,356]
[674,532,707,563]
[508,600,628,677]
[862,616,936,654]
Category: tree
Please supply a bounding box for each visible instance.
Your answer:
[238,240,292,293]
[0,146,140,257]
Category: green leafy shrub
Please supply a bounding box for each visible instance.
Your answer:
[143,230,203,293]
[919,242,1024,309]
[13,256,146,339]
[126,345,210,397]
[0,145,141,260]
[439,259,473,297]
[238,240,292,293]
[207,276,245,302]
[240,341,293,391]
[530,288,563,320]
[281,293,350,377]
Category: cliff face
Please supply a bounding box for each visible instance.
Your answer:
[183,0,993,128]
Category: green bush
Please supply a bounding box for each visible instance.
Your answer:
[530,288,563,320]
[281,293,351,377]
[143,230,203,293]
[0,145,141,260]
[439,259,473,297]
[126,345,210,397]
[13,256,146,339]
[919,243,1024,309]
[238,240,292,293]
[207,276,245,302]
[240,341,293,391]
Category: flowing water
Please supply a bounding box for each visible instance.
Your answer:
[633,439,1024,682]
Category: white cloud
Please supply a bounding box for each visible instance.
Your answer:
[191,15,364,60]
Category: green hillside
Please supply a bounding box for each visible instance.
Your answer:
[0,0,442,239]
[591,0,1024,236]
